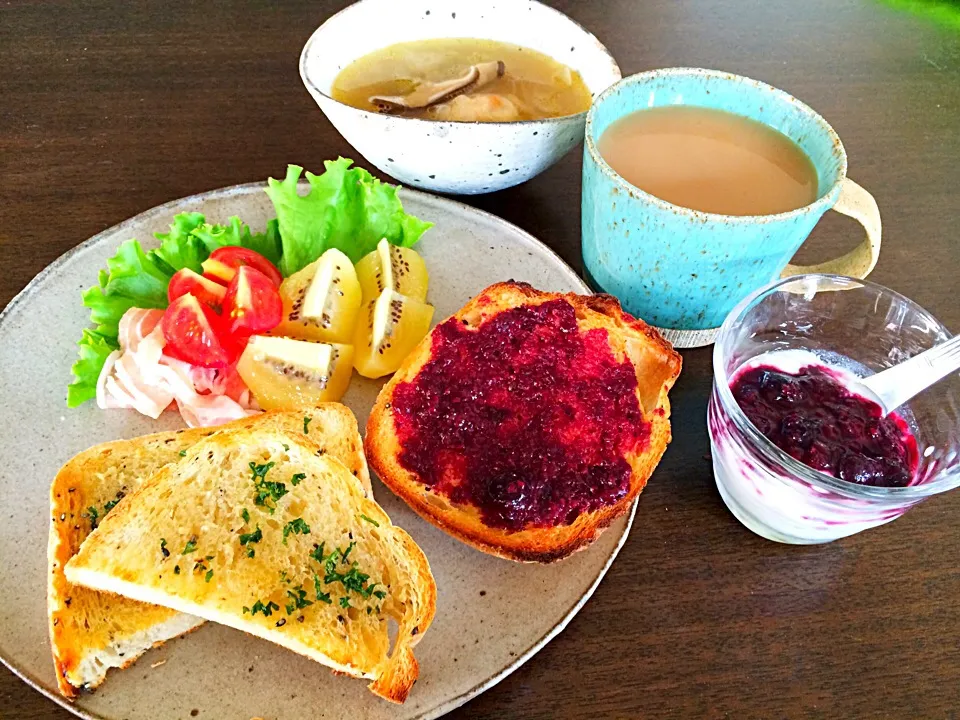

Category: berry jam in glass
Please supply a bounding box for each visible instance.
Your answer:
[731,364,918,488]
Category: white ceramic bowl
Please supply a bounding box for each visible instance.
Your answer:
[300,0,621,195]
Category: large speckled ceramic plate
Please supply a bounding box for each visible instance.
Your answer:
[0,182,636,720]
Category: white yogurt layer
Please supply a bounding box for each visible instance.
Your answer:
[709,349,919,544]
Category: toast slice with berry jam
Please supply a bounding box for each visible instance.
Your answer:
[366,281,682,563]
[48,404,370,698]
[64,427,435,703]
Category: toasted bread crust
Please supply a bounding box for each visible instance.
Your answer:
[366,282,681,563]
[49,404,370,698]
[63,428,435,703]
[368,522,435,702]
[49,433,202,698]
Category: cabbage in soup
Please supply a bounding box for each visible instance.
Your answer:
[331,38,592,122]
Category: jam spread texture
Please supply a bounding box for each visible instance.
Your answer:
[732,364,918,487]
[391,299,652,531]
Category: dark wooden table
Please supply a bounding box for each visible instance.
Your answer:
[3,1,959,718]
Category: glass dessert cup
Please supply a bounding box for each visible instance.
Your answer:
[709,274,960,544]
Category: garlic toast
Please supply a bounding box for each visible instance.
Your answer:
[64,427,435,703]
[49,404,369,698]
[366,281,682,562]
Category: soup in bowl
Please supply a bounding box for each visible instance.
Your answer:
[331,38,593,122]
[300,0,621,194]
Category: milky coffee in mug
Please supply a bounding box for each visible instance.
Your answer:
[581,68,882,348]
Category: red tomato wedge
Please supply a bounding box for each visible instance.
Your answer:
[201,247,282,288]
[167,268,227,310]
[223,265,283,335]
[161,294,231,368]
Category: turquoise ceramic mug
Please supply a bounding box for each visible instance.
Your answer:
[582,68,882,348]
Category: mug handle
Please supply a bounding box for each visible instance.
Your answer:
[781,178,881,279]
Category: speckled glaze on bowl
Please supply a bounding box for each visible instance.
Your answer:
[0,181,637,720]
[300,0,621,195]
[582,68,882,348]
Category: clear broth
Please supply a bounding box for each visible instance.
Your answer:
[597,106,819,216]
[331,38,592,122]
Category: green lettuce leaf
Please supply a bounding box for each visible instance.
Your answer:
[67,330,117,407]
[152,212,209,273]
[251,219,283,267]
[81,283,157,340]
[103,239,171,308]
[190,216,283,268]
[266,159,433,274]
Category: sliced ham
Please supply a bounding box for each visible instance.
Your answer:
[117,308,164,353]
[96,350,123,409]
[176,393,259,428]
[97,307,260,427]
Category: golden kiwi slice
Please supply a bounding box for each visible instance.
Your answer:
[355,239,429,303]
[237,335,354,409]
[353,289,434,379]
[273,249,361,344]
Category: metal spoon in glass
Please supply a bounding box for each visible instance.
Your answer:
[853,334,960,415]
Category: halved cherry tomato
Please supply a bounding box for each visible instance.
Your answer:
[223,265,283,336]
[167,268,227,311]
[201,247,282,288]
[161,294,231,368]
